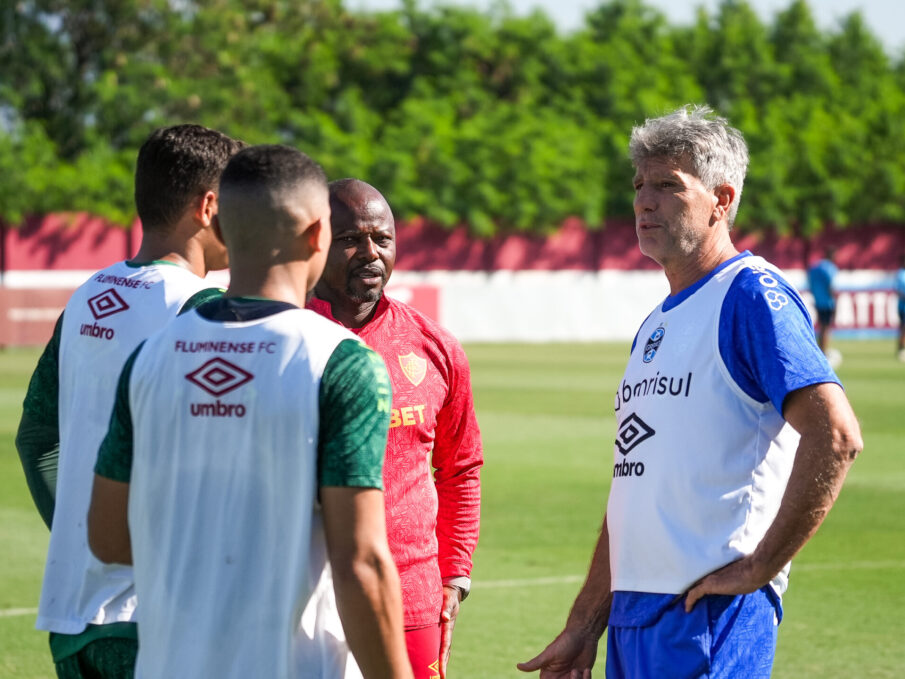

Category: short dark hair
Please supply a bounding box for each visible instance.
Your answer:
[219,145,327,195]
[134,124,244,231]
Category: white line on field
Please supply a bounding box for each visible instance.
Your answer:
[1,561,901,618]
[794,560,905,572]
[0,607,37,618]
[475,560,905,590]
[476,574,585,589]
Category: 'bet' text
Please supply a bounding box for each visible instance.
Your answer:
[390,405,426,428]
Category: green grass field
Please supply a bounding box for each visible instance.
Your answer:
[1,340,903,677]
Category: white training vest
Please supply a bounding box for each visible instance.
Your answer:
[38,261,208,634]
[127,307,361,679]
[607,256,800,596]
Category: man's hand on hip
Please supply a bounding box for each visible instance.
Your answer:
[684,556,770,613]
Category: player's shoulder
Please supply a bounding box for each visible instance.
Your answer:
[303,306,360,342]
[723,256,808,325]
[728,256,797,297]
[295,307,366,365]
[69,260,126,292]
[71,260,203,298]
[386,296,464,352]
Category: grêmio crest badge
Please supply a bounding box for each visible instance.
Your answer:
[398,351,427,386]
[642,325,666,364]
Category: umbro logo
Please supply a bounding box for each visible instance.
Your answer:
[613,412,652,478]
[87,288,129,320]
[615,413,655,456]
[186,357,253,397]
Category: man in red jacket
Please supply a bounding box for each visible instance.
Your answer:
[309,178,482,679]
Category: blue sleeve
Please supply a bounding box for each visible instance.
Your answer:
[896,271,905,297]
[719,266,840,414]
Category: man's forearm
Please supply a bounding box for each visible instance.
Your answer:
[323,486,413,678]
[332,547,412,678]
[750,429,861,581]
[565,516,612,638]
[751,384,863,581]
[436,466,481,578]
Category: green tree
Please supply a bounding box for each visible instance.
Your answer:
[0,0,902,236]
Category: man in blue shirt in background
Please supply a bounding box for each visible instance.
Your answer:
[807,248,839,365]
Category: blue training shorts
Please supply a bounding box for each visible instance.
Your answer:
[605,587,781,679]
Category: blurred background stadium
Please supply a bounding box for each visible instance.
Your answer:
[1,0,903,676]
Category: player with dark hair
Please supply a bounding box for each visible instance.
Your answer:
[519,106,862,678]
[88,145,412,678]
[309,178,482,679]
[16,123,244,679]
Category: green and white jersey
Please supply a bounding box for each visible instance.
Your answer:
[36,260,212,636]
[95,298,390,679]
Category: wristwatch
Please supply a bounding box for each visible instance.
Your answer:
[442,576,471,601]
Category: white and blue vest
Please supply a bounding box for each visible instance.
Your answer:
[607,255,802,596]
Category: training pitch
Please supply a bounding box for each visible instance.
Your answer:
[1,341,902,678]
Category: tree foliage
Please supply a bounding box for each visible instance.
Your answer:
[1,0,903,234]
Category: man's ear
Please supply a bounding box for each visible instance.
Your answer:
[712,184,736,222]
[305,217,331,255]
[194,190,218,228]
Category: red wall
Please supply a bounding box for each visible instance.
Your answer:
[395,217,904,272]
[1,214,903,346]
[2,214,903,273]
[2,214,141,272]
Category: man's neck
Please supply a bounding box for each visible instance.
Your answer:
[132,230,204,277]
[315,289,381,329]
[226,262,311,309]
[662,240,739,296]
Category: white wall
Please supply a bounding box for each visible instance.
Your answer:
[391,269,899,342]
[392,270,667,342]
[5,268,897,344]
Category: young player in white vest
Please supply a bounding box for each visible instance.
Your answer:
[520,106,863,678]
[87,144,413,679]
[16,124,243,679]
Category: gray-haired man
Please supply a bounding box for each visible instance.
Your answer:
[519,105,862,678]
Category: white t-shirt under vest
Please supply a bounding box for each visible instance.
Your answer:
[38,261,209,634]
[123,306,366,679]
[607,255,803,596]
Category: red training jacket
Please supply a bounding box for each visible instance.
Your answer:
[308,295,483,628]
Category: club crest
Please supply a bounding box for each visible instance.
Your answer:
[642,325,666,363]
[398,351,427,386]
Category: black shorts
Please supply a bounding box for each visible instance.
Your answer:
[816,307,835,326]
[54,637,137,679]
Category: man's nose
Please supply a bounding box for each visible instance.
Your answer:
[357,237,379,260]
[634,186,655,213]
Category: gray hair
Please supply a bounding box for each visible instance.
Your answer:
[629,105,749,226]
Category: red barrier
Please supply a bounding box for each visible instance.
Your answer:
[1,214,902,346]
[0,288,68,346]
